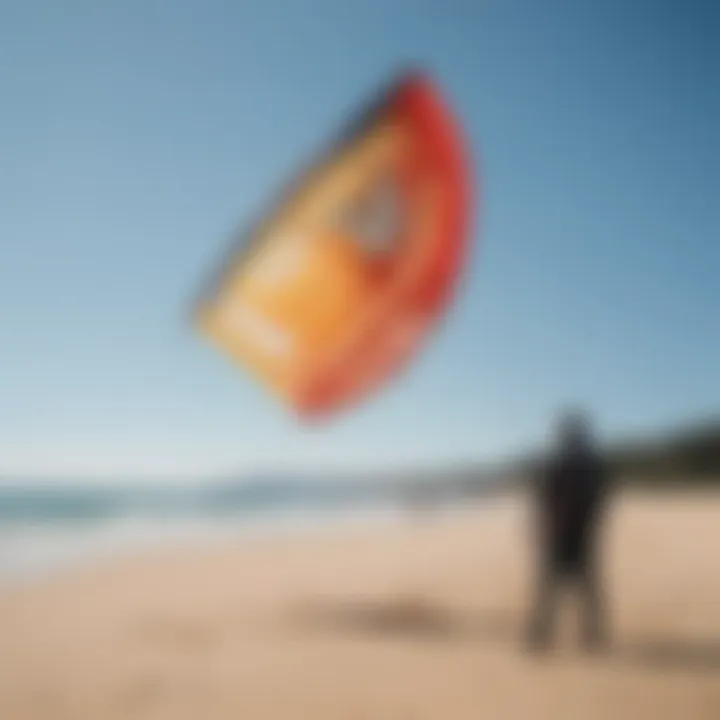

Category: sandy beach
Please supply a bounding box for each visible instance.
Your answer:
[1,490,718,719]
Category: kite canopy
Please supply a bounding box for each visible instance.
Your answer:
[195,71,475,420]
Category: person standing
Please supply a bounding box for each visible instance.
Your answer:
[526,411,612,651]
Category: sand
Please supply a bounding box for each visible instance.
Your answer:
[0,490,719,719]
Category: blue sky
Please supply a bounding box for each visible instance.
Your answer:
[1,0,718,477]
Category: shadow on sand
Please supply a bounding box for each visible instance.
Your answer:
[289,596,720,672]
[290,596,518,643]
[621,638,720,672]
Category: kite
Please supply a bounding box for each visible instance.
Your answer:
[194,70,475,420]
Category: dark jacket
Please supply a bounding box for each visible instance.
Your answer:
[535,444,609,572]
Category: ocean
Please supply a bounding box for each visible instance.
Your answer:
[0,481,404,585]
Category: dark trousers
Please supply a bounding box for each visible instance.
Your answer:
[527,549,606,648]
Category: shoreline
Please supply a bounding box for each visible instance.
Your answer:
[0,503,411,590]
[0,485,711,590]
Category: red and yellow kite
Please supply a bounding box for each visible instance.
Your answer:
[194,71,475,419]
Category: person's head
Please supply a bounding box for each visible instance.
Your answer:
[556,409,593,453]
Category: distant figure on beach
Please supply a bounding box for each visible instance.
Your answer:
[526,410,612,651]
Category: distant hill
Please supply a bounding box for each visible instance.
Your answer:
[607,419,720,484]
[392,418,720,505]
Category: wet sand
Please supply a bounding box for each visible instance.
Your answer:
[1,490,719,719]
